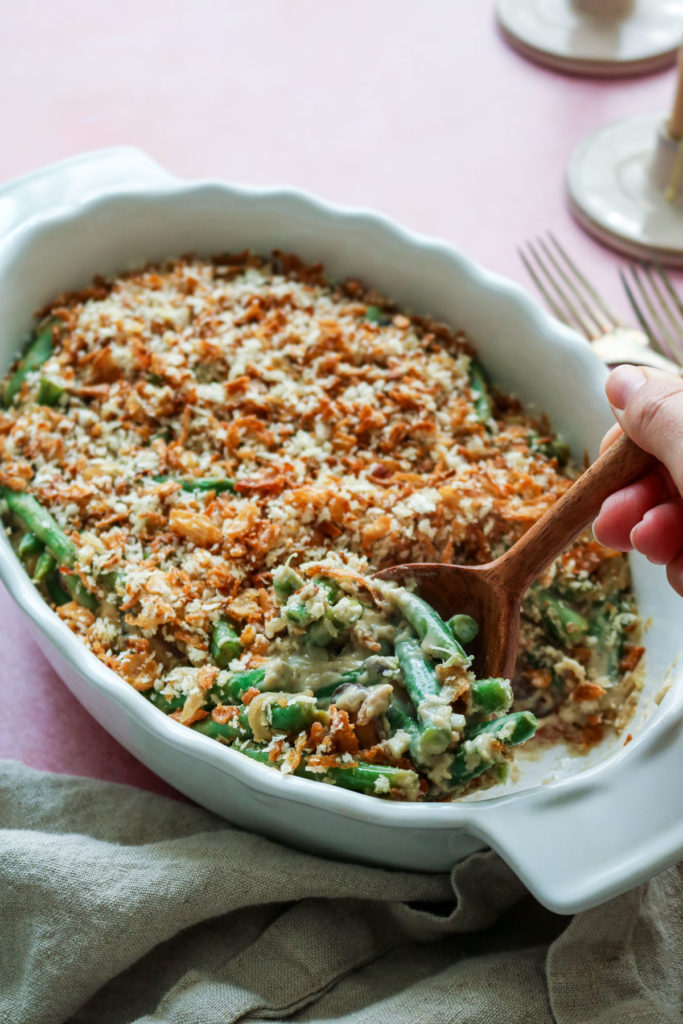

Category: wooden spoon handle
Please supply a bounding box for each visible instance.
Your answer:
[496,433,656,593]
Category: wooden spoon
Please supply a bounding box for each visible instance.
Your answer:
[374,433,655,679]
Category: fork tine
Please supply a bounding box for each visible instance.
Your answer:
[654,264,683,318]
[547,232,621,332]
[535,236,601,337]
[520,238,593,337]
[634,262,679,366]
[518,245,577,328]
[641,263,683,363]
[650,264,683,361]
[621,264,678,363]
[619,267,654,342]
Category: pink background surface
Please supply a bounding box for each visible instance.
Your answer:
[0,2,681,798]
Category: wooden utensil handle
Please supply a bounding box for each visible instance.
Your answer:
[497,433,656,593]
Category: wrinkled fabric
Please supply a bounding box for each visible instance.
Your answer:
[0,760,680,1024]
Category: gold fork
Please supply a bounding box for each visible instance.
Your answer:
[519,234,682,375]
[619,261,683,370]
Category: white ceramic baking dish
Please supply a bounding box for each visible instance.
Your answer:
[1,147,681,914]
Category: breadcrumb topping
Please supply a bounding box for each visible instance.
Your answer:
[0,251,643,774]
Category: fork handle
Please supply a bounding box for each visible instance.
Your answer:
[591,336,681,376]
[495,433,656,595]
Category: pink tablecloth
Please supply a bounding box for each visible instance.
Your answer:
[0,1,680,795]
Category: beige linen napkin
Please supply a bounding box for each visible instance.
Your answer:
[0,759,680,1024]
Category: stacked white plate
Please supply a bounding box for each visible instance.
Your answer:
[497,0,683,77]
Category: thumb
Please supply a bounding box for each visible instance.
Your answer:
[606,365,683,497]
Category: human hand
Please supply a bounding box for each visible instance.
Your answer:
[592,364,683,596]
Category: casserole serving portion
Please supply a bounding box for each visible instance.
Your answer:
[0,252,644,801]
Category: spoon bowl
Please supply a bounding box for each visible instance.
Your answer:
[375,433,655,678]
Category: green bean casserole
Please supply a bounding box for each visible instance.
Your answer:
[0,252,644,800]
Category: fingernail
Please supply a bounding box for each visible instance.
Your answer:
[606,365,646,410]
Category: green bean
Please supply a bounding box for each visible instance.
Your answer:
[266,696,320,733]
[145,690,185,713]
[285,577,339,631]
[468,358,493,423]
[45,571,70,607]
[469,677,513,715]
[180,478,235,493]
[210,618,243,667]
[529,433,571,468]
[33,550,56,583]
[236,743,420,799]
[3,323,54,407]
[391,590,467,662]
[98,569,123,594]
[37,377,64,406]
[385,692,417,732]
[315,576,339,603]
[152,475,235,493]
[206,667,267,705]
[192,710,250,741]
[58,570,98,611]
[272,563,304,602]
[151,683,320,739]
[150,427,172,443]
[302,580,362,647]
[533,587,588,647]
[284,600,312,626]
[305,618,338,647]
[387,691,455,767]
[313,682,350,707]
[385,695,423,754]
[1,487,98,611]
[395,634,451,761]
[364,305,391,326]
[17,532,44,560]
[387,671,513,758]
[587,595,631,680]
[313,669,364,707]
[395,633,440,705]
[449,711,537,786]
[466,710,537,746]
[1,487,76,566]
[191,697,318,739]
[447,613,479,646]
[147,690,250,721]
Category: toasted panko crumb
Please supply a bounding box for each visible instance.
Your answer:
[0,251,640,758]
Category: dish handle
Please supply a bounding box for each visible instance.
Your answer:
[0,146,177,240]
[472,702,683,915]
